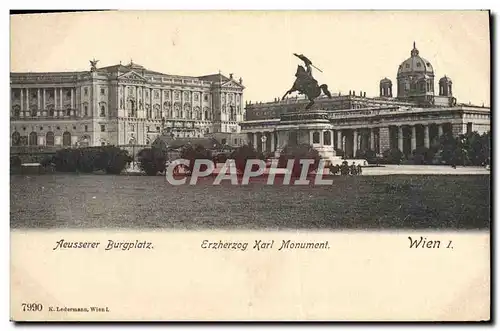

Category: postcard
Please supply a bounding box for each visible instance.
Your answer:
[10,10,491,321]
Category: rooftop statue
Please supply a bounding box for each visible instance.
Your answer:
[282,53,332,110]
[89,58,99,72]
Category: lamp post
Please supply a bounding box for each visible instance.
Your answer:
[130,137,137,169]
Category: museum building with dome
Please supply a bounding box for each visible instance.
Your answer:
[241,42,490,158]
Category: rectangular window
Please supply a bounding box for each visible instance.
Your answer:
[100,125,105,132]
[84,87,88,96]
[85,125,88,132]
[100,88,105,95]
[467,122,473,134]
[234,138,238,144]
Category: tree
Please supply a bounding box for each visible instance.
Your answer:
[180,144,213,174]
[355,149,377,164]
[277,144,321,177]
[382,148,403,165]
[436,130,491,166]
[412,146,435,165]
[138,147,167,176]
[230,145,264,173]
[105,147,132,174]
[10,155,22,169]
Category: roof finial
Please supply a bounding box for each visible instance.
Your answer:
[411,41,419,57]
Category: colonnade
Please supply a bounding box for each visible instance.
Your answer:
[245,122,454,158]
[13,87,76,118]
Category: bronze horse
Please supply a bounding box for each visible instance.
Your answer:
[282,54,332,110]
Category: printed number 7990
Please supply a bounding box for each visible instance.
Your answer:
[22,303,43,312]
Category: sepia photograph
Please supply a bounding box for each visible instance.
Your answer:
[9,9,491,322]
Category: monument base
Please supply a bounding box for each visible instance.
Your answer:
[275,110,340,164]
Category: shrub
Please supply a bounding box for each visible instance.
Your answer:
[138,147,166,176]
[54,148,80,172]
[180,145,213,174]
[355,149,378,164]
[105,147,132,174]
[277,144,321,177]
[230,145,264,173]
[412,146,436,165]
[213,153,228,164]
[52,146,131,174]
[10,155,22,169]
[382,148,403,165]
[40,155,55,168]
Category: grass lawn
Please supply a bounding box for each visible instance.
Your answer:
[10,174,490,230]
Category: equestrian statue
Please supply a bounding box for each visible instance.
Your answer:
[282,53,332,110]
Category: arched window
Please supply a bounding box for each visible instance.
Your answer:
[323,131,331,146]
[100,105,106,117]
[62,131,71,147]
[46,131,55,146]
[11,132,20,146]
[29,132,38,146]
[313,131,320,144]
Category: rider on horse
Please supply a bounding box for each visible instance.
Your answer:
[294,53,318,92]
[282,53,332,109]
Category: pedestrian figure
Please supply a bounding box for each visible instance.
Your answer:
[350,162,357,176]
[341,161,349,176]
[357,164,362,175]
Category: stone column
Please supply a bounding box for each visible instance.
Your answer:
[54,87,57,115]
[25,88,30,116]
[37,88,41,116]
[60,88,63,115]
[330,130,334,146]
[71,88,74,116]
[320,130,324,146]
[160,89,164,119]
[263,132,268,152]
[270,132,275,152]
[337,130,342,150]
[370,128,375,150]
[379,126,390,153]
[424,125,430,148]
[42,89,46,116]
[438,124,444,137]
[353,129,358,157]
[20,89,24,112]
[411,126,417,152]
[253,132,258,148]
[398,126,403,151]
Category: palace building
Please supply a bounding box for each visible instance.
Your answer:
[10,60,245,148]
[241,42,490,158]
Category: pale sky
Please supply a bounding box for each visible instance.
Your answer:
[10,10,490,106]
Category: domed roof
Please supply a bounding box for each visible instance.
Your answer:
[380,77,392,84]
[397,42,434,76]
[439,75,452,83]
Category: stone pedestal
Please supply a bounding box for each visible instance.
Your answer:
[275,110,341,163]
